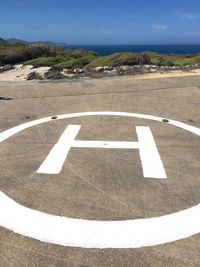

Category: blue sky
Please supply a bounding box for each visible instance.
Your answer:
[1,0,200,44]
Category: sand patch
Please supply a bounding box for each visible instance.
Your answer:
[134,69,200,79]
[0,65,50,81]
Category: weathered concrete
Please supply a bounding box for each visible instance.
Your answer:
[0,75,200,266]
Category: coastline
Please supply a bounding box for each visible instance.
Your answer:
[1,42,200,82]
[65,44,200,56]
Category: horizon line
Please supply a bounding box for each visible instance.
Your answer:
[66,43,200,46]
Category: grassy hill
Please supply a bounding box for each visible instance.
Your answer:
[87,52,200,68]
[6,38,67,46]
[0,37,7,45]
[0,42,98,67]
[0,40,200,70]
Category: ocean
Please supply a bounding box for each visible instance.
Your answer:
[65,45,200,56]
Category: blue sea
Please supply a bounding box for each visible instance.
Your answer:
[65,45,200,56]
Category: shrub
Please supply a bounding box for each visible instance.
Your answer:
[194,55,200,64]
[66,49,98,59]
[48,45,66,56]
[0,44,52,65]
[88,52,151,68]
[138,52,151,65]
[24,56,70,67]
[56,54,96,69]
[164,60,175,66]
[0,44,98,66]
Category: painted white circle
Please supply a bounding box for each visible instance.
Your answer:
[0,111,200,249]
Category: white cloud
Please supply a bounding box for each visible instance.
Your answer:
[153,25,169,31]
[176,12,200,20]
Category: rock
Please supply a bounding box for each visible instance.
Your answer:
[62,68,79,77]
[44,69,65,80]
[63,68,74,74]
[0,65,14,73]
[94,66,104,72]
[63,68,69,73]
[106,68,117,75]
[151,65,158,68]
[160,66,165,69]
[27,72,43,80]
[103,66,113,71]
[15,64,23,70]
[149,69,157,73]
[73,68,83,74]
[120,66,130,71]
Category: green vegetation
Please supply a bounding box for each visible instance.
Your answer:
[172,54,200,66]
[147,52,200,66]
[55,54,97,69]
[24,56,70,67]
[0,40,200,70]
[0,43,51,65]
[88,52,200,68]
[24,50,97,69]
[0,42,98,69]
[87,52,151,67]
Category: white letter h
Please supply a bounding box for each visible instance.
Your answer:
[37,125,167,179]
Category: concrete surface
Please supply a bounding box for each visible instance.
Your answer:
[0,75,200,266]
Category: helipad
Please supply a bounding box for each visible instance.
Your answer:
[0,75,200,266]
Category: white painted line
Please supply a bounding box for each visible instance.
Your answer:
[0,111,200,248]
[37,125,81,174]
[37,125,165,178]
[136,127,167,179]
[1,191,200,249]
[73,140,140,149]
[1,111,200,142]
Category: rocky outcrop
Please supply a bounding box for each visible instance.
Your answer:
[62,68,74,74]
[44,68,66,80]
[73,68,83,74]
[94,66,104,72]
[3,63,200,81]
[27,72,43,80]
[0,65,14,73]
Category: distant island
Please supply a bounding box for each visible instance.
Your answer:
[0,37,200,81]
[5,38,67,47]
